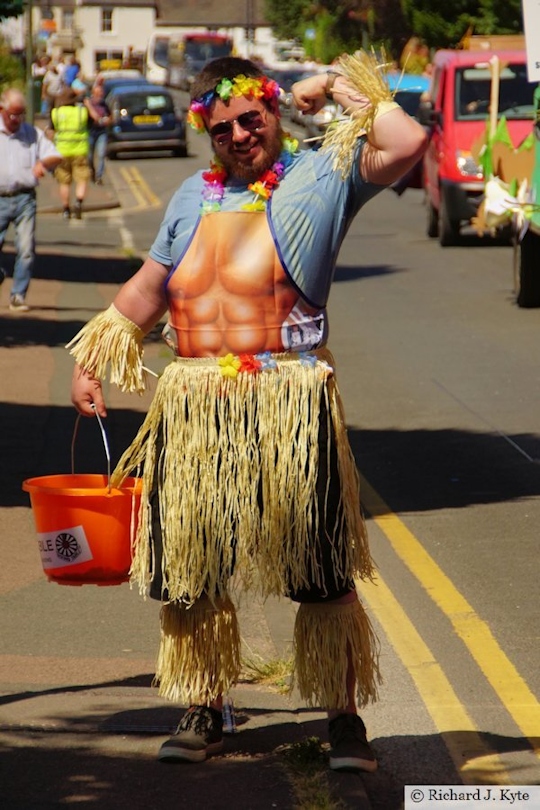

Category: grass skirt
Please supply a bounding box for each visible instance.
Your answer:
[111,349,374,605]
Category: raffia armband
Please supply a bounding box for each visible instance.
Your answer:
[321,50,401,178]
[66,303,147,393]
[374,99,400,119]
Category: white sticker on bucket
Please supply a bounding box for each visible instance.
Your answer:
[38,525,94,569]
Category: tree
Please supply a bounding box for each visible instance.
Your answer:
[266,0,525,58]
[400,0,523,49]
[264,0,310,41]
[0,0,24,19]
[0,34,25,92]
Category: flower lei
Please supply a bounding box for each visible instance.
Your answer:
[218,350,323,379]
[187,73,281,133]
[200,135,299,214]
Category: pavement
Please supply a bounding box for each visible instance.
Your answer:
[0,163,377,809]
[0,590,376,810]
[35,162,121,217]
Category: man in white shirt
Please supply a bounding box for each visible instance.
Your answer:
[0,88,61,312]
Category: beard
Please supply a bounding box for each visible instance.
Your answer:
[218,120,284,183]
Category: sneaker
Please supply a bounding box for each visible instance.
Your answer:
[0,267,5,285]
[328,713,378,773]
[95,177,103,185]
[74,202,82,220]
[9,294,30,313]
[62,207,71,220]
[158,705,223,763]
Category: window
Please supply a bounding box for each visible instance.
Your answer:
[94,50,123,73]
[62,9,74,30]
[101,8,113,33]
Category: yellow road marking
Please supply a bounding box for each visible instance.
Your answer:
[360,474,540,752]
[361,575,509,783]
[119,166,161,210]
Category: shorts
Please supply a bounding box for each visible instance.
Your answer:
[148,394,355,605]
[54,155,91,184]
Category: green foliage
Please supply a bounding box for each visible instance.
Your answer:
[266,0,525,57]
[279,737,345,810]
[0,0,24,19]
[0,35,25,93]
[400,0,523,49]
[264,0,309,40]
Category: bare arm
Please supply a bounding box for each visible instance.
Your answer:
[291,72,428,185]
[71,257,170,417]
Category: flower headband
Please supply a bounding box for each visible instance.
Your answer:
[187,74,281,133]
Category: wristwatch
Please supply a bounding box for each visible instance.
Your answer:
[325,71,340,100]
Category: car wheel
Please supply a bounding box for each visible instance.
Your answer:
[438,193,460,246]
[426,198,438,238]
[173,145,188,158]
[107,151,118,161]
[515,228,540,307]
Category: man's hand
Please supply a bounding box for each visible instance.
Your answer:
[32,160,46,179]
[291,73,329,117]
[71,364,107,418]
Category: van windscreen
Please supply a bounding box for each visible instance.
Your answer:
[455,63,535,121]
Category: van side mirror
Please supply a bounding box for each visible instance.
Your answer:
[418,101,440,128]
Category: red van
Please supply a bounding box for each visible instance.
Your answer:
[420,48,535,245]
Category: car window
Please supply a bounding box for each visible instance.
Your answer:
[119,92,174,115]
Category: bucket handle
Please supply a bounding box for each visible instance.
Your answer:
[71,405,112,493]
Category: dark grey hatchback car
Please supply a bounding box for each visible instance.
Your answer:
[105,83,187,158]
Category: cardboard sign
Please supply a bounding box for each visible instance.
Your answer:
[522,0,540,81]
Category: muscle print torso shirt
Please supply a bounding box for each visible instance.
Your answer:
[150,143,382,358]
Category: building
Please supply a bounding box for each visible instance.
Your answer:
[2,0,277,82]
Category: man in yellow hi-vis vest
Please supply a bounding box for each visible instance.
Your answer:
[49,88,91,220]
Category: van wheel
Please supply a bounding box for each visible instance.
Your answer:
[173,146,188,158]
[515,229,540,307]
[438,196,460,246]
[426,200,438,238]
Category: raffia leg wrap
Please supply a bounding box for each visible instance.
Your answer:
[293,598,381,710]
[155,595,241,704]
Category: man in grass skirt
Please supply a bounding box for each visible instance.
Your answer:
[69,55,427,770]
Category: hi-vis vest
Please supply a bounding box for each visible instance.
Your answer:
[51,105,89,157]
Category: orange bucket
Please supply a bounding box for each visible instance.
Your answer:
[22,411,142,586]
[23,474,142,586]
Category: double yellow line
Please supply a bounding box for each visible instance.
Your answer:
[119,166,161,211]
[358,474,540,783]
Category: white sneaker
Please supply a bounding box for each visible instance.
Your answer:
[9,294,30,313]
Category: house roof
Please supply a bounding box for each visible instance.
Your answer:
[155,0,270,27]
[82,0,157,6]
[33,0,267,23]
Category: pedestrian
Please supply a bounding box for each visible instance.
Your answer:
[62,55,79,88]
[49,88,91,220]
[84,84,111,185]
[68,55,427,770]
[0,88,61,312]
[41,61,63,116]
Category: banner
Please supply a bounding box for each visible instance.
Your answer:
[522,0,540,81]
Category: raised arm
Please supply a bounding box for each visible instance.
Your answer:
[291,69,428,185]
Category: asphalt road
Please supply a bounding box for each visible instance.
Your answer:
[1,125,539,808]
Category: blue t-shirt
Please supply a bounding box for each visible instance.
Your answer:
[149,141,383,309]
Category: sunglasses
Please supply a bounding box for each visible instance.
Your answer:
[209,110,266,145]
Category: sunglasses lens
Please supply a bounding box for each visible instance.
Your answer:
[238,111,264,131]
[211,122,232,141]
[210,111,265,143]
